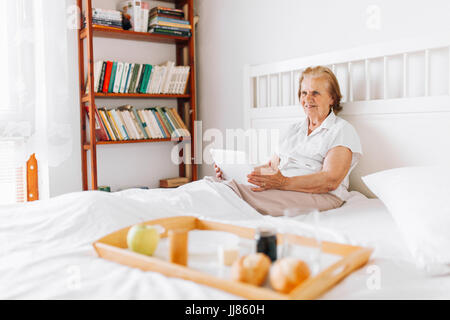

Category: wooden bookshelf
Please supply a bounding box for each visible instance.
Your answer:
[77,0,197,191]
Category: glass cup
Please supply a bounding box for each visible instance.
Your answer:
[280,207,322,274]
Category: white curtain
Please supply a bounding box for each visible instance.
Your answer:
[0,0,76,203]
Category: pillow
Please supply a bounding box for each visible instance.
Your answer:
[362,166,450,275]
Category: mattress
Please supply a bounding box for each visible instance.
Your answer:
[1,179,449,299]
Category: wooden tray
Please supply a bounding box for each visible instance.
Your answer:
[93,216,373,300]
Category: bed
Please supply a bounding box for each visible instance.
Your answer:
[2,35,450,299]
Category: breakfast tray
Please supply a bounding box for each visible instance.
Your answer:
[93,216,373,300]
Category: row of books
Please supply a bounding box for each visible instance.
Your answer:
[87,105,190,141]
[91,60,190,95]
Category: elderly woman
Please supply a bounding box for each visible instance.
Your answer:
[214,66,362,216]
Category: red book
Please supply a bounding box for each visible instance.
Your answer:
[102,61,113,93]
[85,106,109,141]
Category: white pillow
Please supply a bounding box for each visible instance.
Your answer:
[362,166,450,275]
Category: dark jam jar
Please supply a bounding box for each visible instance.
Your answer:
[255,227,277,262]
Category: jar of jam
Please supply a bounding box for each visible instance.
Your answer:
[255,227,277,262]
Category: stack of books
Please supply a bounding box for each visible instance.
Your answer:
[148,6,191,37]
[90,60,190,95]
[91,8,123,29]
[86,105,191,141]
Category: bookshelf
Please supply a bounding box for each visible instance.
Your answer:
[77,0,197,191]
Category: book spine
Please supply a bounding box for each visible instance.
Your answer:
[128,108,145,139]
[149,21,192,30]
[113,62,124,93]
[128,63,140,93]
[93,61,103,93]
[152,108,169,138]
[110,109,127,140]
[120,109,138,139]
[140,64,151,93]
[148,28,191,37]
[155,107,174,137]
[119,62,129,93]
[107,110,123,140]
[124,63,135,93]
[131,108,149,139]
[108,62,117,93]
[104,109,119,140]
[136,64,146,93]
[119,109,136,139]
[99,109,115,140]
[85,106,109,141]
[149,16,190,25]
[102,61,113,93]
[116,109,131,139]
[146,109,163,138]
[138,109,154,138]
[169,108,190,137]
[97,62,107,93]
[163,107,180,137]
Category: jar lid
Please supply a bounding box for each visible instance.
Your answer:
[255,227,276,237]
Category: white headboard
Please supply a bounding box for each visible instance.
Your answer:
[243,36,450,197]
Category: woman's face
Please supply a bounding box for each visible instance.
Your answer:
[300,75,334,121]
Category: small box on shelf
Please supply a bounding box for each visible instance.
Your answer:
[160,177,190,188]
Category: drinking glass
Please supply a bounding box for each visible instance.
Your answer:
[280,207,322,274]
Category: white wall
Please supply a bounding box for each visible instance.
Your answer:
[195,0,450,178]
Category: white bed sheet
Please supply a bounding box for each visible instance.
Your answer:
[1,179,449,299]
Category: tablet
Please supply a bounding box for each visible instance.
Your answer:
[210,149,256,185]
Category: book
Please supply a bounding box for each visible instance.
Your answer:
[148,27,191,37]
[84,106,109,141]
[108,62,118,93]
[113,62,124,93]
[150,6,184,18]
[136,64,147,94]
[124,63,135,93]
[141,8,149,34]
[107,109,124,140]
[119,62,130,93]
[118,109,135,139]
[149,16,190,26]
[137,109,153,138]
[159,177,189,188]
[140,64,152,93]
[116,109,132,139]
[128,63,141,93]
[97,61,107,93]
[147,109,164,138]
[131,107,149,139]
[117,107,138,139]
[149,20,192,30]
[168,107,190,137]
[149,12,184,21]
[93,61,103,93]
[102,61,113,93]
[151,108,170,137]
[160,61,175,94]
[163,107,180,137]
[98,108,116,140]
[111,109,129,140]
[104,108,120,139]
[155,107,175,137]
[118,105,142,139]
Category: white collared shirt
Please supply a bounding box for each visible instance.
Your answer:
[277,111,362,201]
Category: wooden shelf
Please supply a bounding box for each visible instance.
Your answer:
[80,25,190,44]
[83,137,191,150]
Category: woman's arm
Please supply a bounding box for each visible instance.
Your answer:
[247,146,352,193]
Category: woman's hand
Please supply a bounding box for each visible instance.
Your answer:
[214,163,224,180]
[247,167,288,192]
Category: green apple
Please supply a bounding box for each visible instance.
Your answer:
[127,224,161,256]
